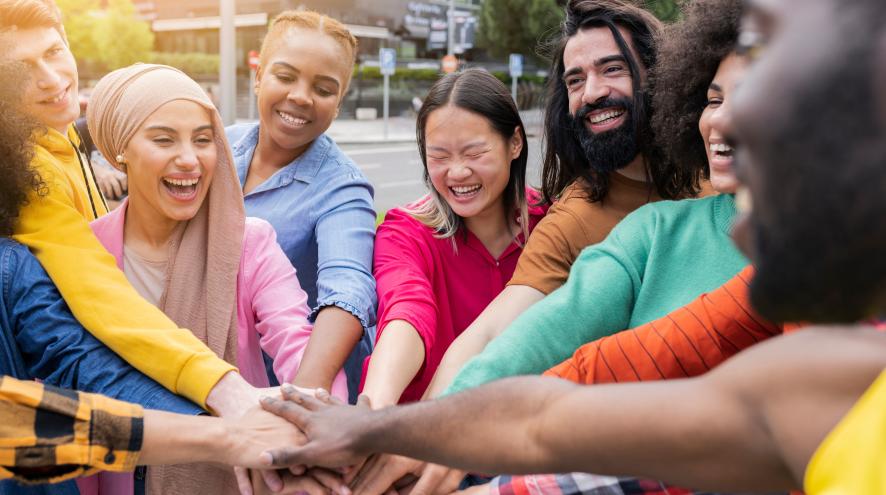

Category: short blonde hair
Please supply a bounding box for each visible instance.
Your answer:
[260,10,357,89]
[0,0,63,37]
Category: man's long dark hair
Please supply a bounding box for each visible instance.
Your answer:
[540,0,700,203]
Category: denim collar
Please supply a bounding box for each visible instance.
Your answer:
[232,124,333,192]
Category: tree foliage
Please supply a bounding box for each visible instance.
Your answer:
[57,0,154,75]
[477,0,564,62]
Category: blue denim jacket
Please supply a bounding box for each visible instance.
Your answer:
[226,125,377,329]
[0,239,202,494]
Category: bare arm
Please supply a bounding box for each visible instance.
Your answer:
[292,306,363,391]
[263,328,886,493]
[422,284,544,399]
[363,320,426,407]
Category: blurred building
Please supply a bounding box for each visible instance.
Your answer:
[135,0,481,71]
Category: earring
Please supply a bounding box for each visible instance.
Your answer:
[115,154,127,172]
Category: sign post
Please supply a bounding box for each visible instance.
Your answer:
[379,47,397,140]
[247,50,260,120]
[509,53,523,103]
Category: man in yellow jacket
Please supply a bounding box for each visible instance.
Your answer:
[0,0,255,416]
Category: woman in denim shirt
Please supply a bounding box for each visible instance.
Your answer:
[226,11,376,396]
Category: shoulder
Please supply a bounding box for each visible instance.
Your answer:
[616,194,723,232]
[242,216,279,250]
[378,207,429,236]
[0,239,46,285]
[316,135,368,180]
[224,122,258,143]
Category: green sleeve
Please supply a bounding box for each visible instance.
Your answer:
[444,234,642,396]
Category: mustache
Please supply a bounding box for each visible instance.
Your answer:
[574,97,633,121]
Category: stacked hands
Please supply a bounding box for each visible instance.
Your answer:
[226,385,464,495]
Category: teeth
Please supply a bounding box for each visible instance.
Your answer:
[451,185,481,194]
[735,186,753,215]
[163,178,199,187]
[278,111,308,126]
[710,143,733,153]
[589,110,624,124]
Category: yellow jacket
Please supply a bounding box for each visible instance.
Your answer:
[12,125,234,407]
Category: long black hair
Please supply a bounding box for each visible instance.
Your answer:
[540,0,700,203]
[410,68,530,240]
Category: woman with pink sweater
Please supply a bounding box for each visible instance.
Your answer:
[81,63,344,494]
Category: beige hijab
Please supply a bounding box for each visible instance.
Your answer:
[88,64,244,494]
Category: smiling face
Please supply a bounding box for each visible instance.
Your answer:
[562,25,646,172]
[729,0,886,322]
[2,27,79,133]
[124,100,217,225]
[698,53,747,194]
[255,27,352,159]
[424,105,522,223]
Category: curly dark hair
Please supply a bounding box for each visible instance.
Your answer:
[0,63,44,237]
[650,0,741,178]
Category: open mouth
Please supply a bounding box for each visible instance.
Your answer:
[277,110,310,127]
[710,143,734,160]
[162,177,200,200]
[40,87,69,106]
[450,184,482,198]
[587,109,625,125]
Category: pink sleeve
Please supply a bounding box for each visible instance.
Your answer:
[373,210,439,357]
[244,219,348,400]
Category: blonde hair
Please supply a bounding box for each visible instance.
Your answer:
[0,0,63,37]
[259,10,357,90]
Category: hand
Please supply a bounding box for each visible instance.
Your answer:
[260,386,376,469]
[93,163,127,200]
[452,484,489,495]
[347,454,424,495]
[409,464,466,495]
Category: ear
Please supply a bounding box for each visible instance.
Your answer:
[253,66,263,96]
[509,126,524,160]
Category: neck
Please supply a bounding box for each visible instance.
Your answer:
[614,154,648,182]
[463,198,516,259]
[254,127,310,170]
[123,198,181,257]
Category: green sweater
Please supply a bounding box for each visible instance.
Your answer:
[446,194,748,395]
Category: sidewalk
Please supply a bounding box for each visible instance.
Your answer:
[327,108,544,145]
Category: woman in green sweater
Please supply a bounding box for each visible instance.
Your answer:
[446,0,749,398]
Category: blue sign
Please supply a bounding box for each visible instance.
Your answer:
[509,53,523,78]
[380,48,397,76]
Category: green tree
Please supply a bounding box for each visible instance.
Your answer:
[57,0,153,73]
[477,0,564,62]
[644,0,680,22]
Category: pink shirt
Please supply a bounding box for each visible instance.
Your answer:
[88,201,347,396]
[363,191,547,403]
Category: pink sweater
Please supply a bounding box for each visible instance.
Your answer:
[363,191,547,403]
[79,202,348,494]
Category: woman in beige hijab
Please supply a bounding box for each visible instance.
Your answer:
[80,63,324,495]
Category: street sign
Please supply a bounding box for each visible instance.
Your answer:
[380,48,397,76]
[441,54,458,74]
[247,50,260,70]
[509,53,523,78]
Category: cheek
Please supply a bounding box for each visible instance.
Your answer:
[698,110,712,146]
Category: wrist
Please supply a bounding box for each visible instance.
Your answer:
[205,371,254,417]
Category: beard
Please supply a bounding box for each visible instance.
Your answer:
[744,40,886,324]
[568,96,639,174]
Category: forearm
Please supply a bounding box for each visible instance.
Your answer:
[362,320,426,407]
[424,285,543,399]
[292,306,363,391]
[139,410,227,466]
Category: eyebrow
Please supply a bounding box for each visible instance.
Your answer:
[563,54,628,81]
[708,82,723,92]
[271,61,341,89]
[144,124,214,133]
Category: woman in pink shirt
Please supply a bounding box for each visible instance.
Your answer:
[361,69,547,409]
[81,64,344,494]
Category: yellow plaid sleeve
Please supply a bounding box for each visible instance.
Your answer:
[0,376,144,484]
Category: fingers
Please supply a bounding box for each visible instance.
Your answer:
[411,465,463,495]
[280,384,326,412]
[356,394,372,410]
[235,466,254,495]
[315,388,346,406]
[261,396,310,429]
[352,455,421,495]
[309,467,351,495]
[260,445,313,468]
[277,472,329,495]
[260,468,284,493]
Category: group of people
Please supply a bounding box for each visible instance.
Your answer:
[0,0,883,494]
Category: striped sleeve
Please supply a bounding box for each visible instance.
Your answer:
[545,265,783,384]
[0,377,143,484]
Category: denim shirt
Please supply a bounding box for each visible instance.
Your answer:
[226,124,377,329]
[0,238,202,494]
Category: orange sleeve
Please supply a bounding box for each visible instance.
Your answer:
[545,265,784,384]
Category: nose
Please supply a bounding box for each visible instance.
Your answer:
[710,96,734,137]
[175,144,200,169]
[287,81,312,107]
[35,60,62,91]
[581,75,611,107]
[448,162,472,180]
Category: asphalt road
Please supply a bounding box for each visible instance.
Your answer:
[340,136,544,214]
